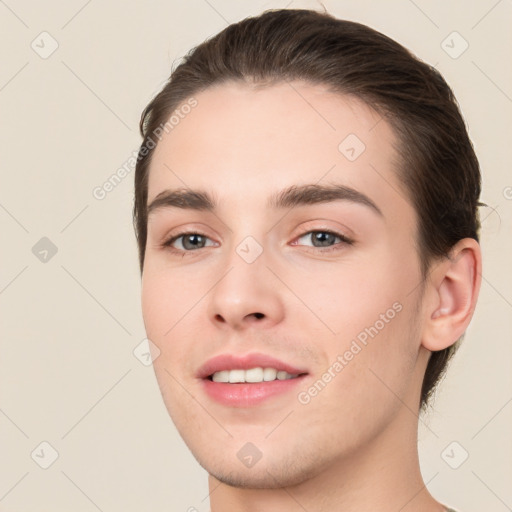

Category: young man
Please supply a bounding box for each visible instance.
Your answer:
[133,9,481,512]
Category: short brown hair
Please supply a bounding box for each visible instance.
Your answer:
[133,8,482,412]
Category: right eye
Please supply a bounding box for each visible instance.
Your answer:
[162,231,217,253]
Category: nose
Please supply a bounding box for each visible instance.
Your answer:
[207,248,285,331]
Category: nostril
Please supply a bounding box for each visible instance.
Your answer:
[253,312,264,319]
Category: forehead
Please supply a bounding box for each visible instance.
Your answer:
[147,80,409,220]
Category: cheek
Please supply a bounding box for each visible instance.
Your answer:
[141,270,196,415]
[141,266,211,381]
[141,266,196,338]
[285,256,406,343]
[292,257,419,401]
[141,273,166,340]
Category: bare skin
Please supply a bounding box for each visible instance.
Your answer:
[141,81,481,511]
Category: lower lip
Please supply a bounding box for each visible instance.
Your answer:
[201,375,307,407]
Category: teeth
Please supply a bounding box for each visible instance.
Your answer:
[211,370,230,383]
[263,368,277,381]
[246,367,264,382]
[211,367,298,383]
[229,369,245,383]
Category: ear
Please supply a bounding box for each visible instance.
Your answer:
[421,238,482,351]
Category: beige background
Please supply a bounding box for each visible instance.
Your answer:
[1,0,511,510]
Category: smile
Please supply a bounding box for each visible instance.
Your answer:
[210,367,300,383]
[197,353,309,407]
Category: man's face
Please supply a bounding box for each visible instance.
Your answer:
[141,81,430,487]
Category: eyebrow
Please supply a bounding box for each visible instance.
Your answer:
[147,183,383,217]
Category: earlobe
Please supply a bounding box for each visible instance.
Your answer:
[421,238,482,352]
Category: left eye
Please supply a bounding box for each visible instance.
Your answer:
[163,232,215,251]
[293,230,352,250]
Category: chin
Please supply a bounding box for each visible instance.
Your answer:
[192,443,328,489]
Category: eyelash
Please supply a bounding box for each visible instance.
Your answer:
[161,229,354,256]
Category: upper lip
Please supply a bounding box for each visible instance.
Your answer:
[197,352,309,379]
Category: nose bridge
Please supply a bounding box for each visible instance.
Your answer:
[207,227,284,329]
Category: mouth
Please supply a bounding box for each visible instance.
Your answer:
[207,367,306,383]
[197,353,309,407]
